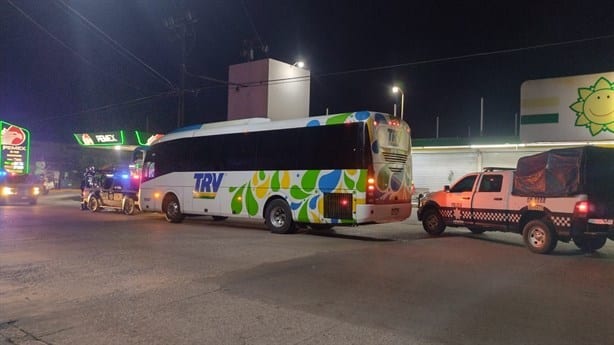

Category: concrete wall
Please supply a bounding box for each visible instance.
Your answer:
[227,59,310,121]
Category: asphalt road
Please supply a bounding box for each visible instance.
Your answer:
[1,190,613,345]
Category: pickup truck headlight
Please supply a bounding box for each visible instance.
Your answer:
[2,186,16,196]
[33,187,41,196]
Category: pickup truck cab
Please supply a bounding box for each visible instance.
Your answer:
[417,146,614,254]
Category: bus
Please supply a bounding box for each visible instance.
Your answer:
[138,111,413,233]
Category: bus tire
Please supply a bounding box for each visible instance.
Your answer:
[123,197,136,215]
[164,194,184,223]
[573,236,607,252]
[265,199,296,234]
[522,219,557,254]
[88,197,100,212]
[422,209,445,236]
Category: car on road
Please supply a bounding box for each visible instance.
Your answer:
[0,171,41,205]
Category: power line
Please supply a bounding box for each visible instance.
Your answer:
[33,91,177,123]
[187,32,614,93]
[54,0,176,90]
[5,0,146,93]
[317,33,614,78]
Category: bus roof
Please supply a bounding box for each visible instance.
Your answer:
[157,111,395,144]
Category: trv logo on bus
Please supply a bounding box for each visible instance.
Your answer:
[193,172,224,199]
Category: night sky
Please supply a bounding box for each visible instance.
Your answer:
[1,0,614,143]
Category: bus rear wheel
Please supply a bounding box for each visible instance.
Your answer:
[164,194,184,223]
[265,199,296,234]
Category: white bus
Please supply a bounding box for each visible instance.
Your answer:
[138,111,413,233]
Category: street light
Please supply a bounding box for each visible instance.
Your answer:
[392,86,404,120]
[293,61,305,68]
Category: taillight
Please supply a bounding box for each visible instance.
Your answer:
[367,176,375,203]
[573,201,589,218]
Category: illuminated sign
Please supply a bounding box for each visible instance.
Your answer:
[73,131,125,146]
[0,121,30,174]
[520,72,614,142]
[135,131,164,146]
[75,130,163,147]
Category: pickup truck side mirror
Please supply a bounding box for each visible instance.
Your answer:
[444,185,450,192]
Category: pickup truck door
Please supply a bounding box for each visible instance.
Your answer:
[471,173,508,228]
[443,174,478,225]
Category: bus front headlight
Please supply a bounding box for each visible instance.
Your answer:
[33,187,41,195]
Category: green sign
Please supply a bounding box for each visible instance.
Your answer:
[74,131,125,146]
[0,121,30,174]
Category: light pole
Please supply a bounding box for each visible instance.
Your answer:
[392,86,404,120]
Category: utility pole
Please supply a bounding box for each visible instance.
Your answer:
[164,7,197,128]
[480,97,484,136]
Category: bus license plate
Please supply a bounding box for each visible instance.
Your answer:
[391,208,400,216]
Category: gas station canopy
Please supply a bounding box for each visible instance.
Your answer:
[73,130,163,151]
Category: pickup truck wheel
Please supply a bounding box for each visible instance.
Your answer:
[422,209,446,236]
[573,236,607,252]
[522,219,557,254]
[468,227,486,234]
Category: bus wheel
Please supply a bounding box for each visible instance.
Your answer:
[573,236,607,252]
[422,209,445,236]
[265,199,296,234]
[88,197,100,212]
[522,219,557,254]
[164,195,184,223]
[123,197,136,215]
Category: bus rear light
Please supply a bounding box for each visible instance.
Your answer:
[154,192,160,199]
[367,177,375,184]
[367,185,375,191]
[341,199,349,206]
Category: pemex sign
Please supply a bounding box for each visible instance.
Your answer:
[0,121,30,174]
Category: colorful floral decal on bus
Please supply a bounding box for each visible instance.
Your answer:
[229,169,367,224]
